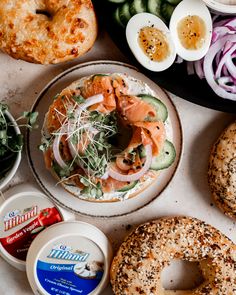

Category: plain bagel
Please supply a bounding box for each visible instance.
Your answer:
[0,0,97,64]
[110,216,236,294]
[208,121,236,220]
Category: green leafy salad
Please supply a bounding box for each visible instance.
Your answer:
[0,103,38,179]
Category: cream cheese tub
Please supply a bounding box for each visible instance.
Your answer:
[26,221,113,295]
[0,184,74,271]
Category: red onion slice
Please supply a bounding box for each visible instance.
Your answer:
[108,145,152,182]
[51,94,104,170]
[223,41,234,55]
[74,94,104,117]
[217,77,236,93]
[194,59,205,80]
[187,62,194,75]
[224,18,236,29]
[213,18,232,28]
[215,44,236,79]
[212,26,234,43]
[175,56,184,64]
[225,57,236,79]
[52,130,68,169]
[203,35,236,100]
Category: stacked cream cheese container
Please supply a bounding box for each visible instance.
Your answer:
[0,184,113,295]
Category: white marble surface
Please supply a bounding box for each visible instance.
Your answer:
[0,28,235,295]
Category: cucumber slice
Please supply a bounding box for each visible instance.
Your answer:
[130,0,147,16]
[107,0,126,3]
[150,140,176,170]
[119,2,132,25]
[166,0,182,5]
[160,2,175,22]
[118,181,138,192]
[138,145,146,158]
[138,94,168,122]
[113,7,125,28]
[147,0,162,19]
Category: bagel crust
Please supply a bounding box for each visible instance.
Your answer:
[110,216,236,294]
[208,121,236,220]
[0,0,97,64]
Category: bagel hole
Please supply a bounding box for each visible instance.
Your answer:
[36,9,52,19]
[161,260,204,291]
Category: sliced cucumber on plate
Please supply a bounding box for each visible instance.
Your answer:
[130,0,147,15]
[118,181,139,192]
[119,2,132,25]
[150,140,176,170]
[113,7,126,28]
[111,0,182,27]
[138,94,168,122]
[147,0,162,19]
[107,0,126,3]
[160,1,175,22]
[166,0,181,4]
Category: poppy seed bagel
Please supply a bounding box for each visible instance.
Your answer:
[208,121,236,220]
[111,216,236,294]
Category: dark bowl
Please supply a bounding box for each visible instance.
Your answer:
[94,2,236,113]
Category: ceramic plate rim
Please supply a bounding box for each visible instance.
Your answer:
[26,60,183,218]
[203,0,236,13]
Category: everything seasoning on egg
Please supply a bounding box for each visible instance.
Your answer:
[138,26,170,62]
[177,15,206,50]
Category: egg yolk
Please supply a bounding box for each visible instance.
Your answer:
[138,26,170,62]
[177,15,206,50]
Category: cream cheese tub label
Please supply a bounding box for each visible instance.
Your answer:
[36,236,105,295]
[0,195,62,261]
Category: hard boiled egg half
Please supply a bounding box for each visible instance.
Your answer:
[169,0,212,61]
[126,13,176,72]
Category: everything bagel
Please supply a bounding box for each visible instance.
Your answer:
[208,121,236,220]
[0,0,97,64]
[110,216,236,294]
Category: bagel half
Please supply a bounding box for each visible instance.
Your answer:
[41,73,173,202]
[0,0,97,64]
[208,121,236,220]
[111,216,236,294]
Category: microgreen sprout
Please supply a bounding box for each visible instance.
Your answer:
[41,95,118,198]
[0,103,38,156]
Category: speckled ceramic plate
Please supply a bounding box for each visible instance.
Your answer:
[26,61,182,217]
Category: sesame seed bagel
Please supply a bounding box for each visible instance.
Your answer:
[110,216,236,294]
[208,121,236,220]
[0,0,97,64]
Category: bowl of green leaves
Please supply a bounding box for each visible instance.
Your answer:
[0,103,38,190]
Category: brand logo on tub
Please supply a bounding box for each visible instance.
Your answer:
[4,206,38,231]
[47,244,89,262]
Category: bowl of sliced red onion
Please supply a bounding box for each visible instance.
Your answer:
[187,15,236,101]
[203,0,236,13]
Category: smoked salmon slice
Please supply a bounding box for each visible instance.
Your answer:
[117,95,156,123]
[134,121,166,156]
[81,75,117,113]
